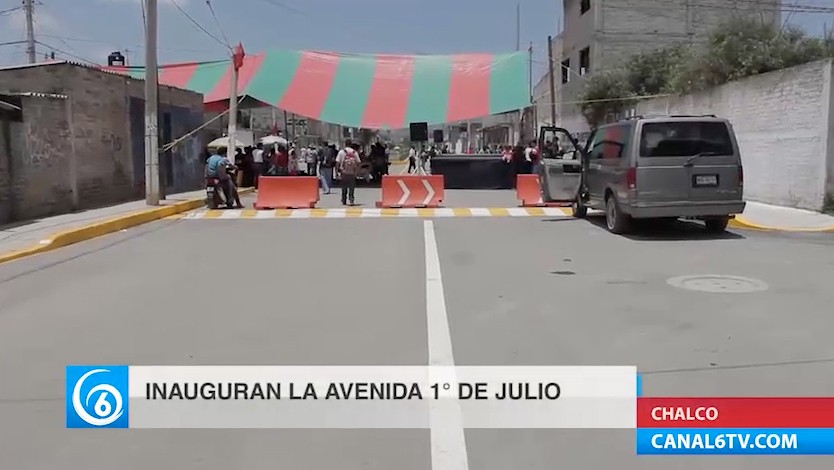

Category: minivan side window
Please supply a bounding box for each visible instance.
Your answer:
[639,121,734,157]
[587,123,632,159]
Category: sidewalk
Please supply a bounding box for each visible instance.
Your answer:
[0,189,219,263]
[733,201,834,232]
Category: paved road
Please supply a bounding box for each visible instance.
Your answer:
[1,211,833,469]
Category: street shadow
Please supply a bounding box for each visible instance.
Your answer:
[541,217,577,223]
[0,219,38,231]
[586,216,746,241]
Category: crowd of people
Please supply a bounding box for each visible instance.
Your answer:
[203,136,566,209]
[204,138,392,208]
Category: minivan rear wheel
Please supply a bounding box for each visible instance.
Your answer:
[704,216,730,233]
[605,195,631,234]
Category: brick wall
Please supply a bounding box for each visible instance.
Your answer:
[0,63,205,223]
[631,59,834,211]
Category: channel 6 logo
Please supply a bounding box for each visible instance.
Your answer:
[65,365,129,428]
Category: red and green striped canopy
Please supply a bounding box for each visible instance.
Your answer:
[104,49,529,129]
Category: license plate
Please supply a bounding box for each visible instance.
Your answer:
[694,175,718,187]
[206,186,214,193]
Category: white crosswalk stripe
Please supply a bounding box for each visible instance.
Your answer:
[181,207,573,220]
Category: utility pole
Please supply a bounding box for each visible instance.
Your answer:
[528,41,533,102]
[528,41,534,141]
[144,0,161,205]
[228,54,239,154]
[547,35,556,125]
[515,2,521,51]
[283,110,289,137]
[24,0,36,63]
[515,1,522,143]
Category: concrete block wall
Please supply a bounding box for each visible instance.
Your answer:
[0,63,205,223]
[15,97,76,218]
[633,59,834,211]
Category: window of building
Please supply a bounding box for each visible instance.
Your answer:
[579,47,590,75]
[561,59,570,84]
[581,0,590,14]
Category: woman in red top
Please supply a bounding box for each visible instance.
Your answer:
[273,145,289,176]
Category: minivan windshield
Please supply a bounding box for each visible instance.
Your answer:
[639,121,733,157]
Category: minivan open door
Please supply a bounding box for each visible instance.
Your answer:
[538,126,586,203]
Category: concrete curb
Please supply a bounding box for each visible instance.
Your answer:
[0,188,254,265]
[729,215,834,233]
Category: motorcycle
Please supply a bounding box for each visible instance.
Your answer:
[205,164,237,209]
[205,176,224,209]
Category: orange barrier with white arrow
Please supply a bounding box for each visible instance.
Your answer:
[376,175,444,208]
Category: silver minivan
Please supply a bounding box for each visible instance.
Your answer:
[538,115,746,234]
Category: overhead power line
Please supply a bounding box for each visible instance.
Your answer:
[205,0,230,48]
[34,40,97,65]
[170,0,229,50]
[0,5,24,16]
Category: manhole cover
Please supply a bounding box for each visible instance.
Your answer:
[666,275,768,293]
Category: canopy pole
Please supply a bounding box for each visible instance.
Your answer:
[228,43,246,156]
[227,67,239,153]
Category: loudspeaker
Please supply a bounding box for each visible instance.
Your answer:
[409,122,428,142]
[433,129,444,143]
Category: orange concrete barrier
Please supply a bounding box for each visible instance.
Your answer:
[376,175,444,208]
[516,174,545,207]
[254,176,319,209]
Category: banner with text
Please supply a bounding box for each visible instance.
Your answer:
[65,365,637,429]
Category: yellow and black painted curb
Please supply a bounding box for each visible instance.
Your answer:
[0,188,254,264]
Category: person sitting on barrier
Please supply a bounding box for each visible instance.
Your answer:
[336,140,360,206]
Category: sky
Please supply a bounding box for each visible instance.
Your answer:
[0,0,831,84]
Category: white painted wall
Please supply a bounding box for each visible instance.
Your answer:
[631,59,834,211]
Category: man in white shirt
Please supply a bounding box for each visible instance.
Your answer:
[408,146,417,173]
[336,140,360,205]
[252,143,264,188]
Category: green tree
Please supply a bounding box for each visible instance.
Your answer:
[626,44,691,95]
[676,18,830,92]
[579,70,636,128]
[578,17,834,127]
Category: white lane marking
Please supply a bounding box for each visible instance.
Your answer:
[507,208,529,217]
[423,221,470,470]
[397,179,411,206]
[219,210,242,219]
[433,208,455,217]
[361,208,382,218]
[422,179,435,205]
[400,208,419,217]
[542,207,568,217]
[469,208,491,217]
[325,208,346,218]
